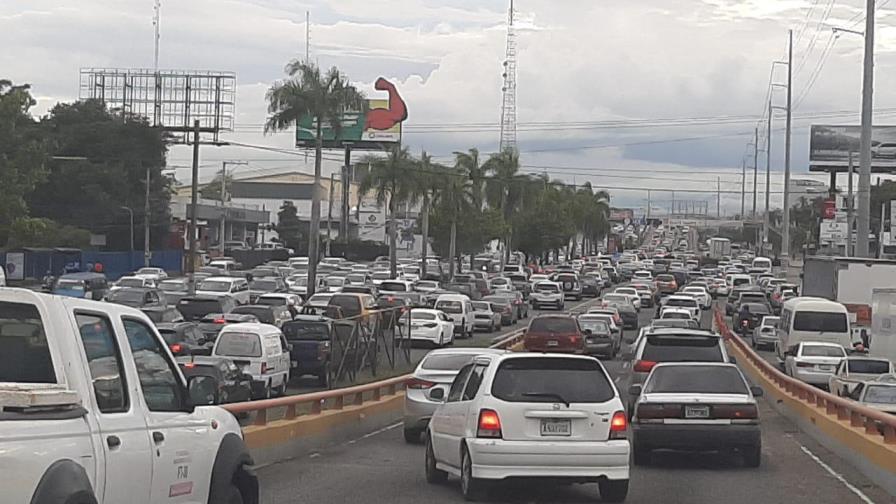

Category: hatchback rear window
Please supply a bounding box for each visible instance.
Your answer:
[215,332,262,357]
[656,275,674,282]
[421,353,475,371]
[529,317,578,333]
[0,301,55,383]
[492,357,613,404]
[641,335,723,363]
[645,365,748,394]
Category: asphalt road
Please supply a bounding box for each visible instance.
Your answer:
[258,295,893,503]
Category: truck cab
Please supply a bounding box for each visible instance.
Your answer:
[0,288,258,504]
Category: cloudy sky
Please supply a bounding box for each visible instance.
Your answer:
[5,0,896,215]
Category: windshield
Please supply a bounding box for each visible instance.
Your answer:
[646,365,749,394]
[793,311,848,333]
[198,280,231,292]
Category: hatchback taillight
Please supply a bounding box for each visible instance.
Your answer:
[633,360,656,373]
[406,377,436,389]
[477,409,502,438]
[609,411,627,439]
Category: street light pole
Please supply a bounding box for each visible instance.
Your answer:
[782,29,793,262]
[120,206,134,268]
[856,0,876,257]
[144,163,151,267]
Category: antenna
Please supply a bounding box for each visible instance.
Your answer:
[498,0,517,153]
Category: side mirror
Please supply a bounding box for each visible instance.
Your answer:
[750,386,764,397]
[728,356,737,364]
[429,388,445,401]
[187,375,219,406]
[628,384,643,396]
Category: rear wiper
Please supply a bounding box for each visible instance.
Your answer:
[523,392,570,407]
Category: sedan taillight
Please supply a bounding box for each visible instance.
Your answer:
[712,404,758,420]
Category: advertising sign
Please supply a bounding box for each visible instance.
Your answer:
[296,78,406,150]
[820,221,848,244]
[609,208,634,222]
[5,252,24,281]
[823,198,836,220]
[810,125,896,171]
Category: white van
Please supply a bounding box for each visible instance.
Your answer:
[212,322,291,398]
[751,257,772,274]
[776,297,853,361]
[434,293,475,339]
[196,276,251,305]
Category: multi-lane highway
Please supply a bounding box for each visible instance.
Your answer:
[258,299,893,503]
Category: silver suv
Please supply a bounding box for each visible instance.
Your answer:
[529,281,565,310]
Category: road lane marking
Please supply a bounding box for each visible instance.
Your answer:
[346,421,403,445]
[797,443,876,504]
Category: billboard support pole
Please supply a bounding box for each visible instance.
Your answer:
[848,151,855,257]
[857,0,875,257]
[187,120,200,280]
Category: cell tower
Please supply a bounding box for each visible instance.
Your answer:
[499,0,517,153]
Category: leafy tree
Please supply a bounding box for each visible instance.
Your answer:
[200,174,234,201]
[275,201,305,253]
[0,80,47,245]
[26,99,171,251]
[265,61,365,295]
[483,148,534,265]
[7,217,90,248]
[455,148,487,210]
[358,146,420,276]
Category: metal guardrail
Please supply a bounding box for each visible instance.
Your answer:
[714,310,896,445]
[222,327,527,426]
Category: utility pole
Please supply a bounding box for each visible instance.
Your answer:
[765,100,772,246]
[187,120,200,279]
[856,0,876,257]
[219,161,247,254]
[144,164,151,266]
[782,29,793,262]
[646,190,651,222]
[327,173,335,256]
[848,151,855,256]
[741,158,746,218]
[753,127,759,219]
[153,0,161,72]
[717,177,721,217]
[341,146,352,241]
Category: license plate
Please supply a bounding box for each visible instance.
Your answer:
[547,340,559,347]
[685,405,710,419]
[540,418,571,436]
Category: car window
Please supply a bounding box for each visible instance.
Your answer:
[528,317,578,333]
[435,300,463,314]
[411,311,437,320]
[864,386,896,404]
[641,335,723,363]
[76,313,128,413]
[645,365,748,394]
[799,345,846,358]
[216,332,263,357]
[421,353,475,371]
[848,360,891,374]
[282,321,330,341]
[492,357,614,404]
[447,364,474,402]
[793,311,848,332]
[121,318,183,412]
[462,365,486,401]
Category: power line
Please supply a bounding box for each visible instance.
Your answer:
[794,32,838,110]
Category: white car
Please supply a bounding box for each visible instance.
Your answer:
[659,295,700,320]
[112,275,157,291]
[408,308,455,346]
[681,286,711,309]
[212,322,291,398]
[633,270,653,281]
[196,276,251,305]
[134,266,168,280]
[783,342,848,387]
[614,287,642,310]
[425,353,630,502]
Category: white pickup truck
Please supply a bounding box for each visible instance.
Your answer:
[0,288,258,504]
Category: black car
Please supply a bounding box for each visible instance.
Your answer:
[107,287,166,308]
[581,274,602,297]
[177,295,237,322]
[198,312,259,343]
[609,301,639,330]
[248,277,287,303]
[157,321,212,356]
[177,356,253,404]
[232,304,293,328]
[507,273,531,299]
[141,306,185,324]
[282,316,334,387]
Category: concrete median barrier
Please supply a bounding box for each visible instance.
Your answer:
[716,311,896,497]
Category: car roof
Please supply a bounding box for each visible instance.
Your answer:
[646,328,718,337]
[800,341,845,348]
[783,297,847,311]
[202,276,241,282]
[218,322,282,334]
[423,347,508,357]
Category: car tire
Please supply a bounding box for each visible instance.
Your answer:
[743,443,762,468]
[632,443,651,466]
[222,483,244,504]
[273,380,286,397]
[598,479,629,502]
[460,446,484,501]
[425,435,448,484]
[404,427,421,444]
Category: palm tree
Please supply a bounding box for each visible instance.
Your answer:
[359,146,419,277]
[432,168,473,279]
[415,151,441,278]
[264,61,365,295]
[455,148,487,210]
[484,148,531,265]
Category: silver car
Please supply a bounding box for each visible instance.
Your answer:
[403,347,507,443]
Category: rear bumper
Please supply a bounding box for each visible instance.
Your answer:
[468,438,630,481]
[585,340,615,355]
[473,318,494,328]
[632,423,760,449]
[793,369,834,386]
[404,392,438,429]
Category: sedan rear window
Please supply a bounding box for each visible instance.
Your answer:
[492,357,613,404]
[215,332,262,357]
[641,335,723,363]
[800,345,847,357]
[645,365,748,394]
[528,317,578,333]
[435,301,463,314]
[411,311,437,321]
[421,354,475,371]
[381,281,409,292]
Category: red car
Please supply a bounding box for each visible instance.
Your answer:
[523,314,585,354]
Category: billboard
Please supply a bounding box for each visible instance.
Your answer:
[296,77,406,150]
[609,208,634,222]
[809,125,896,172]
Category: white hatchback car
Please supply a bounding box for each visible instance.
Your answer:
[425,353,630,502]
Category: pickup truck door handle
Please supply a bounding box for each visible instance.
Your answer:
[106,435,121,448]
[152,431,165,444]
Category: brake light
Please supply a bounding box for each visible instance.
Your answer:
[214,318,226,324]
[636,403,678,420]
[477,409,502,438]
[609,410,627,439]
[169,343,183,354]
[183,361,196,369]
[713,404,758,420]
[795,361,813,368]
[633,360,657,373]
[406,377,436,389]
